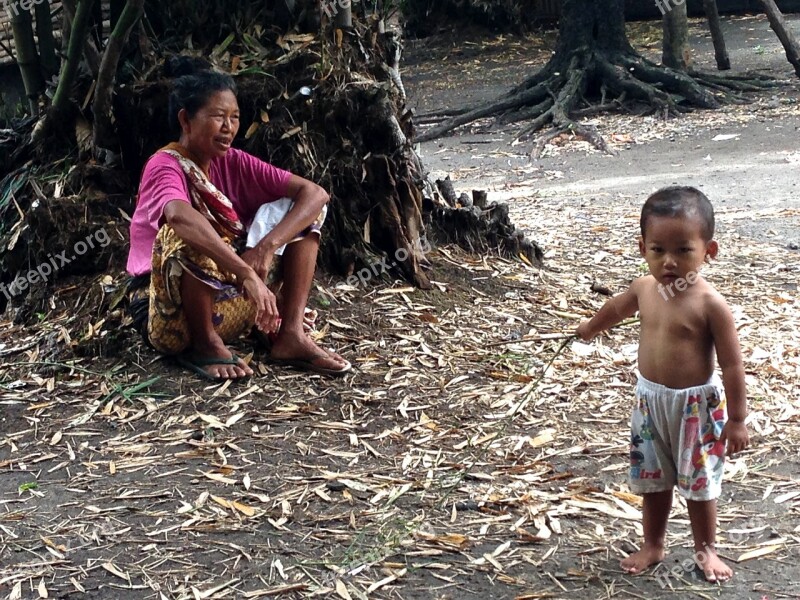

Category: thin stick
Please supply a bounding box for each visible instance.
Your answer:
[484,318,640,348]
[439,316,641,506]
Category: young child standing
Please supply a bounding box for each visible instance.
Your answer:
[576,186,749,582]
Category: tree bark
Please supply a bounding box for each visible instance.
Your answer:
[551,0,631,56]
[759,0,800,77]
[9,5,44,113]
[34,0,59,79]
[662,0,690,71]
[93,0,145,158]
[703,0,730,70]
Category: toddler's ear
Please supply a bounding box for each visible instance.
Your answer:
[638,236,646,257]
[705,240,719,261]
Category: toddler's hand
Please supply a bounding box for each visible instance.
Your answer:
[720,420,749,456]
[576,320,594,341]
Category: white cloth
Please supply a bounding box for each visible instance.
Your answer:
[246,198,328,256]
[246,197,295,255]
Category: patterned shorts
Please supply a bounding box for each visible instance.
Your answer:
[629,374,727,501]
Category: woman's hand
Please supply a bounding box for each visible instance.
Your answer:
[241,246,275,283]
[240,268,280,333]
[162,201,281,332]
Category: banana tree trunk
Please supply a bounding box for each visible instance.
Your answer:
[9,5,44,113]
[93,0,145,157]
[34,0,59,78]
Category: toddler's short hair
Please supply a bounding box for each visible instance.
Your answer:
[640,186,715,241]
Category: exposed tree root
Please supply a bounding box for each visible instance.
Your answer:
[426,200,543,267]
[416,48,779,155]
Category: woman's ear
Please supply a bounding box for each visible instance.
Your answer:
[177,108,190,133]
[705,239,719,261]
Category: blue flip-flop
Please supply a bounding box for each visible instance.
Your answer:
[176,354,248,381]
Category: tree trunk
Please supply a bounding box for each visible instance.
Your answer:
[759,0,800,77]
[662,0,690,70]
[416,0,771,150]
[551,0,631,57]
[93,0,145,159]
[33,1,59,79]
[9,5,44,114]
[703,0,730,70]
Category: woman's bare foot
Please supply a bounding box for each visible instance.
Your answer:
[620,543,666,574]
[697,547,733,582]
[270,329,350,374]
[188,337,253,379]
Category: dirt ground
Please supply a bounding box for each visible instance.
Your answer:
[1,13,800,600]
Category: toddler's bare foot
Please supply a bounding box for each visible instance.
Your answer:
[620,543,665,574]
[697,548,733,583]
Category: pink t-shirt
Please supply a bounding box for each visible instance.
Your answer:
[126,148,292,275]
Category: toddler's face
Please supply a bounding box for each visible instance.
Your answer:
[638,215,717,287]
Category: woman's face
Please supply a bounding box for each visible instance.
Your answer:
[179,89,240,162]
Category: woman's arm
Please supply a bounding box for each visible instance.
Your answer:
[163,200,279,332]
[243,175,329,279]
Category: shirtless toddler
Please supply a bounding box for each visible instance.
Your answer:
[576,186,749,582]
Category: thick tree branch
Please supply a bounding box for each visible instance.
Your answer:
[759,0,800,77]
[703,0,731,70]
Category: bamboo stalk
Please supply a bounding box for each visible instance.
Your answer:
[50,0,98,117]
[34,0,59,78]
[92,0,145,155]
[9,3,44,114]
[60,0,102,77]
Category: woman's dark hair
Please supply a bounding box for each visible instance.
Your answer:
[168,70,237,132]
[640,186,715,241]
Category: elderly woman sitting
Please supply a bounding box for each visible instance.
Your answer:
[126,70,350,380]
